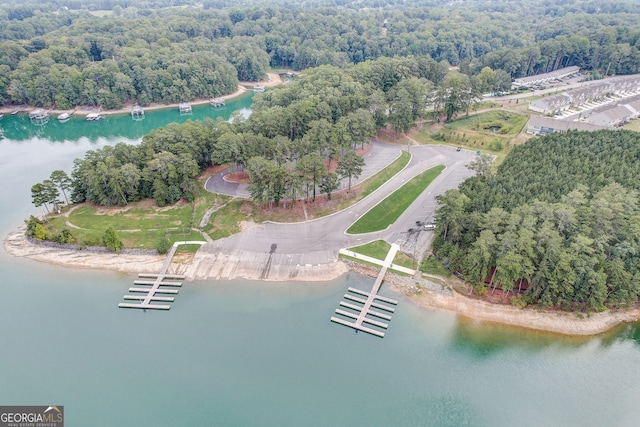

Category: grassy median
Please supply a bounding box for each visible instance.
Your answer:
[346,165,445,234]
[344,240,417,270]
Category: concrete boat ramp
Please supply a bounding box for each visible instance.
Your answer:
[330,243,400,337]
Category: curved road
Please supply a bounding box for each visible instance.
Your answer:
[203,141,477,265]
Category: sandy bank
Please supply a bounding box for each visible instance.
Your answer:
[400,285,640,336]
[347,262,640,336]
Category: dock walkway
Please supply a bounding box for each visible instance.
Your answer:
[330,243,400,337]
[118,241,205,310]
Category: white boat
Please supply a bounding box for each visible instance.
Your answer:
[58,113,70,122]
[86,113,102,121]
[0,113,4,120]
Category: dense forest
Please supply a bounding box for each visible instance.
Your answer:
[29,64,383,209]
[2,0,640,108]
[433,130,640,311]
[30,49,494,210]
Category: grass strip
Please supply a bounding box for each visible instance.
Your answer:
[360,151,410,198]
[339,254,412,277]
[347,165,445,234]
[346,239,416,270]
[348,240,391,259]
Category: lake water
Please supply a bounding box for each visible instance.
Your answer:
[1,98,640,426]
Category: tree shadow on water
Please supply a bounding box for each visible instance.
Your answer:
[450,316,640,359]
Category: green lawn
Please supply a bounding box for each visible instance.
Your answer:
[69,205,193,231]
[348,240,391,259]
[41,175,234,250]
[413,110,527,159]
[419,255,452,278]
[347,165,445,234]
[343,239,416,272]
[623,120,640,132]
[445,110,527,135]
[205,199,263,240]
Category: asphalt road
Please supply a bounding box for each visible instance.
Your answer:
[205,142,477,262]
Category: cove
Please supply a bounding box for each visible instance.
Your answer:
[0,93,253,143]
[1,95,640,426]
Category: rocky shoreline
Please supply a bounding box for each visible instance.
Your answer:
[345,260,640,336]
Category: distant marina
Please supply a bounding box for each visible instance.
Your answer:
[0,92,254,143]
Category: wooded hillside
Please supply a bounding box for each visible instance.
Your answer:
[433,130,640,311]
[1,0,640,108]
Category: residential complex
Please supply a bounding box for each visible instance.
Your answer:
[512,66,580,88]
[526,74,640,135]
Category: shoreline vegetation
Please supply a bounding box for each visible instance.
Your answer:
[0,73,283,118]
[5,226,639,336]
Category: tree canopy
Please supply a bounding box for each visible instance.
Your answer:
[433,130,640,312]
[2,0,640,108]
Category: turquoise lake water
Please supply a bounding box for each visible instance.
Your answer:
[1,98,640,426]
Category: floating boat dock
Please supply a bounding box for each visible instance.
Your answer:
[179,103,192,114]
[210,98,225,107]
[29,109,49,125]
[253,85,265,93]
[118,240,205,310]
[330,243,400,337]
[118,272,184,310]
[131,105,144,120]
